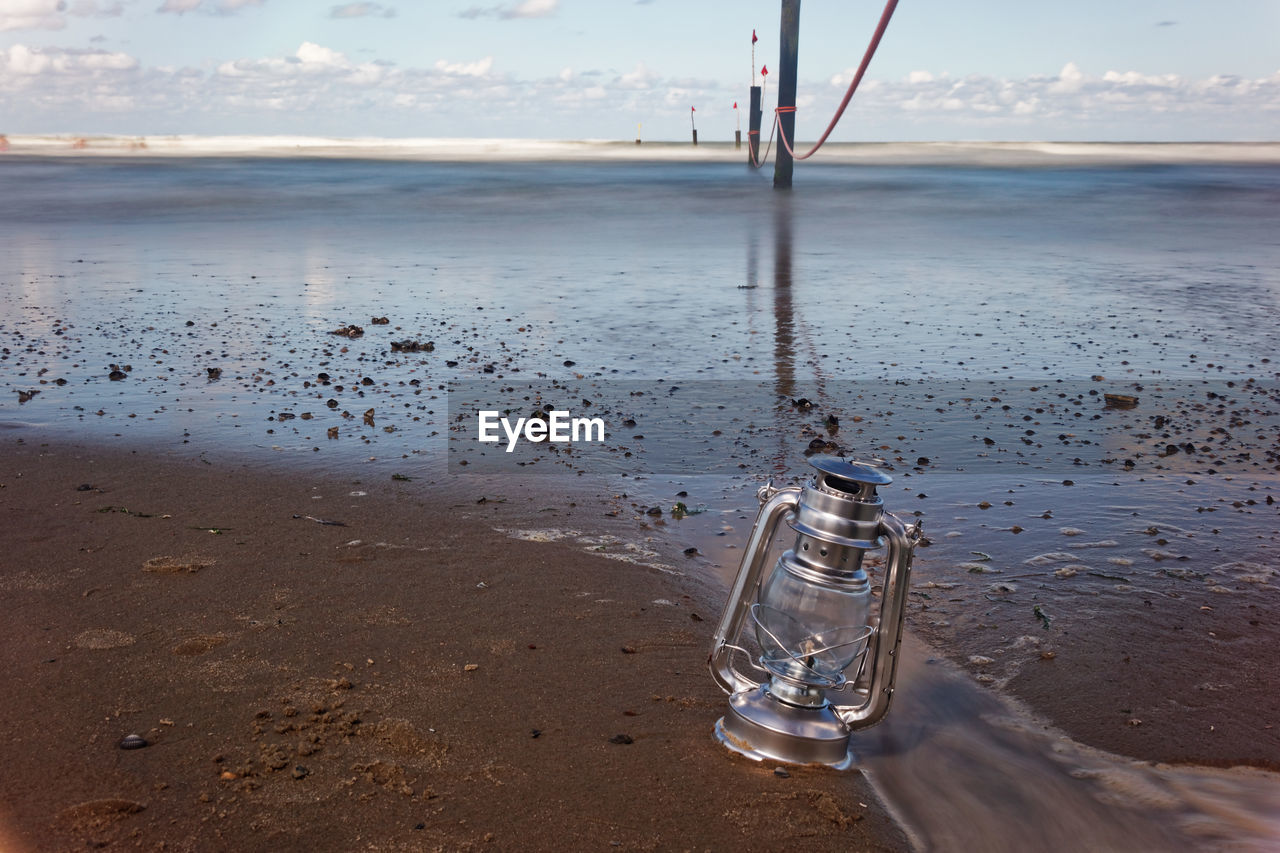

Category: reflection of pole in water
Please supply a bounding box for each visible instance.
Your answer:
[772,198,795,402]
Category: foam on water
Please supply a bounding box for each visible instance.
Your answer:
[5,134,1280,165]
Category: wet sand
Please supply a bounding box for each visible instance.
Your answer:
[0,438,909,852]
[3,150,1279,849]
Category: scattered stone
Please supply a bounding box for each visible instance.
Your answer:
[390,340,434,353]
[608,734,633,745]
[1104,393,1138,409]
[330,325,364,338]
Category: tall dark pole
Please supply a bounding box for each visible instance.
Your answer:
[747,85,762,165]
[773,0,800,189]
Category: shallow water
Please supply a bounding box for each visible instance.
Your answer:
[3,147,1279,849]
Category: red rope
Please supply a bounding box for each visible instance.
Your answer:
[748,115,779,170]
[777,0,898,162]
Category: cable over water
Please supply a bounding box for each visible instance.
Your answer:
[773,0,899,163]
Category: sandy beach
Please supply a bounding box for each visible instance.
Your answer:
[0,438,914,851]
[5,433,1280,851]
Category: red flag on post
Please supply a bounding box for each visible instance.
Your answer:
[752,29,758,44]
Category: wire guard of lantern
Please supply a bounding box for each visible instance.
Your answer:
[707,455,922,768]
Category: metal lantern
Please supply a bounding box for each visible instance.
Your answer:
[707,456,921,768]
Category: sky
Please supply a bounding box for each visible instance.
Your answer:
[1,0,1278,141]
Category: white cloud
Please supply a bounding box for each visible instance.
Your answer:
[504,0,555,17]
[71,0,125,15]
[826,61,1280,132]
[457,0,557,20]
[617,62,656,90]
[434,56,493,77]
[2,43,137,74]
[296,41,347,68]
[216,42,378,80]
[0,0,69,31]
[4,43,1278,140]
[157,0,263,15]
[1049,61,1085,94]
[329,2,394,18]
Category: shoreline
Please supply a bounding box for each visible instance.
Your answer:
[0,437,910,851]
[5,436,1280,850]
[5,135,1280,166]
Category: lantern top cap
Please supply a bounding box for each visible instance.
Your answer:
[808,455,893,487]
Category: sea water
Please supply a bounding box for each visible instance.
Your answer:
[2,139,1279,849]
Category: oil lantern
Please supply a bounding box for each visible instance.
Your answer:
[707,456,921,768]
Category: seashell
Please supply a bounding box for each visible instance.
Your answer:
[119,734,148,750]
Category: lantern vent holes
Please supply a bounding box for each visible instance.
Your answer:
[825,474,860,494]
[820,473,881,503]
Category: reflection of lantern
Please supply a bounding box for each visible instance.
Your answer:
[707,456,921,768]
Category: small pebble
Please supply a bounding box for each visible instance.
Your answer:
[119,734,148,750]
[608,734,633,745]
[773,766,790,778]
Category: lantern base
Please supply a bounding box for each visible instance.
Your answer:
[713,686,855,769]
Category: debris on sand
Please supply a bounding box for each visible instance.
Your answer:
[390,340,434,353]
[1103,393,1138,409]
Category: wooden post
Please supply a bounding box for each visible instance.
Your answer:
[773,0,800,189]
[735,130,742,149]
[747,85,762,164]
[692,129,698,146]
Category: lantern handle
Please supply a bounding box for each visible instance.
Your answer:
[833,511,921,729]
[707,483,802,695]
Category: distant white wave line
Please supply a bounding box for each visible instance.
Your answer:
[4,135,1280,165]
